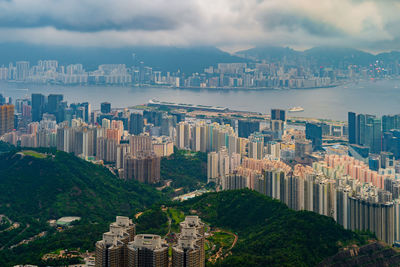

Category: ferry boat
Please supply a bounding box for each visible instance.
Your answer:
[288,106,304,112]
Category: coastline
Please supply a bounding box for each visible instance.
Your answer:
[2,80,344,91]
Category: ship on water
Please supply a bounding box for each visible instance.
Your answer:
[288,106,304,112]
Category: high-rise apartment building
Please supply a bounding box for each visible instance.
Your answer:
[129,135,152,155]
[127,234,169,267]
[0,104,14,135]
[179,216,205,267]
[95,216,136,267]
[124,151,161,184]
[16,61,30,81]
[172,218,204,267]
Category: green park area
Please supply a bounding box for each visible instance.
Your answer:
[21,150,47,159]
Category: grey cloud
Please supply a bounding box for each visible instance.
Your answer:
[0,0,399,52]
[0,15,181,32]
[259,11,346,37]
[0,0,198,32]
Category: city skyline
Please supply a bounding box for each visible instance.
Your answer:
[3,1,400,266]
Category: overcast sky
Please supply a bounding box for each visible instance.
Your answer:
[0,0,398,52]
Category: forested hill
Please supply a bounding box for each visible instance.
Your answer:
[0,148,165,266]
[178,190,375,267]
[0,149,165,222]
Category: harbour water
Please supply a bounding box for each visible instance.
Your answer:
[1,79,400,121]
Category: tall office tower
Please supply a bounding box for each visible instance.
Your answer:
[372,118,382,154]
[129,113,144,135]
[129,135,152,155]
[364,116,382,154]
[382,114,400,133]
[0,104,14,135]
[81,102,91,123]
[171,111,185,123]
[348,112,357,144]
[357,114,376,146]
[270,119,284,139]
[101,102,112,114]
[271,109,286,121]
[47,94,63,119]
[95,216,136,267]
[161,115,176,137]
[127,234,169,267]
[295,139,312,158]
[238,120,259,138]
[31,93,46,122]
[305,122,323,151]
[47,94,63,113]
[381,151,394,169]
[16,61,30,81]
[143,110,164,127]
[172,225,202,267]
[124,151,161,184]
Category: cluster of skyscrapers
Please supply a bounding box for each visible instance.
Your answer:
[95,215,205,267]
[348,112,400,170]
[220,155,400,244]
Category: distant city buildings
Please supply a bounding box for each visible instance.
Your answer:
[0,59,338,89]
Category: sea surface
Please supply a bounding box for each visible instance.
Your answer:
[1,79,400,121]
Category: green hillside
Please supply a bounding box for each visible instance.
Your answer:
[0,148,165,266]
[176,190,374,267]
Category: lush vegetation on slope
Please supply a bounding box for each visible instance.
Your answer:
[177,189,373,267]
[161,149,207,192]
[0,148,165,266]
[135,208,169,236]
[0,149,164,221]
